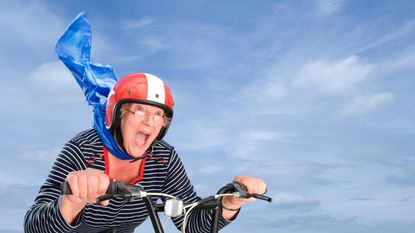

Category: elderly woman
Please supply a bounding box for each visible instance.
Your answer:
[24,73,267,233]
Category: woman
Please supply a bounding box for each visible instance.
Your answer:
[24,72,267,233]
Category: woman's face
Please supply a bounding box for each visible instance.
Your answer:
[120,103,165,157]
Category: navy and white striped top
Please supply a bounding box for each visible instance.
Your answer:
[24,129,230,233]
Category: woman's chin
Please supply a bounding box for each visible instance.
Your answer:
[129,146,147,158]
[125,141,151,158]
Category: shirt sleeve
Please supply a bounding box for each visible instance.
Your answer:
[24,141,87,233]
[161,150,232,233]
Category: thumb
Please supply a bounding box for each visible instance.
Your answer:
[100,200,110,206]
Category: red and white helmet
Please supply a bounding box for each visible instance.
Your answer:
[105,72,174,139]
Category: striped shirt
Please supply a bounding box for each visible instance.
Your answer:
[24,129,230,233]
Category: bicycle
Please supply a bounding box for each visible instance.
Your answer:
[61,180,272,233]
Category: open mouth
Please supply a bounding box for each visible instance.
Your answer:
[135,132,150,148]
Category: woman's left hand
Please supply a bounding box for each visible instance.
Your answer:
[221,176,267,220]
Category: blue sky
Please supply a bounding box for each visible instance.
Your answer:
[1,0,414,232]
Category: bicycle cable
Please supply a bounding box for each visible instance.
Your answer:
[181,193,235,233]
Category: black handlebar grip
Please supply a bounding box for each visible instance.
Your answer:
[251,194,272,202]
[232,182,272,203]
[60,181,73,195]
[60,181,118,195]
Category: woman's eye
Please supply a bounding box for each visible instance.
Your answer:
[136,106,145,112]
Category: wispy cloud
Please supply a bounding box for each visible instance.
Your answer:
[27,61,82,105]
[172,118,230,151]
[385,156,415,187]
[314,0,345,15]
[273,192,320,210]
[0,184,41,232]
[138,36,166,51]
[235,162,338,189]
[238,130,288,143]
[28,61,74,89]
[350,197,376,201]
[354,20,415,54]
[197,165,223,175]
[292,56,375,95]
[340,92,394,116]
[398,195,414,202]
[264,213,415,233]
[0,1,62,45]
[18,148,60,162]
[121,16,155,29]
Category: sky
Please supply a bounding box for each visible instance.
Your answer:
[0,0,414,232]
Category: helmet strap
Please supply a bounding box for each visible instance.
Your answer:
[129,141,156,163]
[110,115,128,152]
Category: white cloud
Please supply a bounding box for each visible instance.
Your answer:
[157,22,227,70]
[193,183,208,191]
[139,36,165,51]
[0,170,25,186]
[27,61,83,104]
[234,162,337,189]
[398,195,414,202]
[121,16,155,29]
[292,56,375,95]
[0,169,44,186]
[271,3,291,14]
[197,165,222,175]
[29,61,73,88]
[314,0,345,15]
[172,118,231,151]
[239,130,287,142]
[341,92,394,116]
[239,79,288,104]
[0,1,62,45]
[18,148,59,162]
[260,82,288,101]
[273,192,320,209]
[120,17,164,52]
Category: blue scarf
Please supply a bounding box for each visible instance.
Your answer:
[55,12,135,160]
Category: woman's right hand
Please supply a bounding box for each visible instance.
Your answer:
[60,168,110,224]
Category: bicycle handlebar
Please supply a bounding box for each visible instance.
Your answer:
[60,180,272,203]
[60,180,272,233]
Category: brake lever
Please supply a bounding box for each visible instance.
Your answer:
[232,182,272,203]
